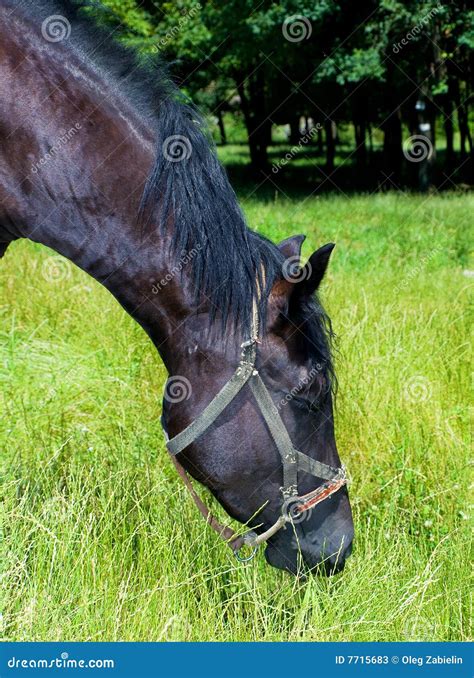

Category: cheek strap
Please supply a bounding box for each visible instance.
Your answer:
[161,292,347,562]
[161,346,346,561]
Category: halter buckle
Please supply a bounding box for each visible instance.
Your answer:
[281,484,298,499]
[336,464,347,482]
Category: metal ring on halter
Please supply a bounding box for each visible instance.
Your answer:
[234,543,259,562]
[233,530,259,562]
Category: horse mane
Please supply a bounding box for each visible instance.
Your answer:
[138,96,285,334]
[290,296,336,394]
[16,0,285,333]
[15,0,335,379]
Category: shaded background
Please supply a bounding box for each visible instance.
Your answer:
[92,0,473,194]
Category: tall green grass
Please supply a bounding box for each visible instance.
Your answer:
[1,193,472,641]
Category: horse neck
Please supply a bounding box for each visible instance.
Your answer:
[0,10,194,368]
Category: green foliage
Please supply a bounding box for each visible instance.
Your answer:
[92,0,472,179]
[87,0,155,42]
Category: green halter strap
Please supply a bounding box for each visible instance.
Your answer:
[162,300,346,559]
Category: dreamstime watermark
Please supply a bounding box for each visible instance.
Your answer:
[162,135,192,162]
[159,615,192,641]
[42,255,71,283]
[403,134,434,163]
[403,618,439,641]
[152,4,202,52]
[282,255,312,283]
[164,376,192,403]
[41,15,71,42]
[31,123,82,174]
[277,364,322,410]
[7,652,114,670]
[394,245,442,293]
[282,495,312,523]
[152,245,202,295]
[282,15,312,42]
[404,376,432,403]
[392,4,442,53]
[272,124,321,174]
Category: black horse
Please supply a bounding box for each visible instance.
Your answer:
[0,0,353,575]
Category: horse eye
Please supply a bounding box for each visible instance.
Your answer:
[290,394,320,413]
[306,398,321,413]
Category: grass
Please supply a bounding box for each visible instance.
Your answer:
[0,190,472,642]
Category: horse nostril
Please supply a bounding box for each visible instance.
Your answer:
[324,554,346,575]
[324,538,353,573]
[300,534,353,575]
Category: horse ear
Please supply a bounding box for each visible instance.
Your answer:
[297,242,335,296]
[267,236,304,324]
[268,238,334,324]
[268,235,306,320]
[278,234,305,260]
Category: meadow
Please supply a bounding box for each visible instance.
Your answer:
[1,184,472,641]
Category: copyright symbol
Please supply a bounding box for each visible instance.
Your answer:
[391,656,399,664]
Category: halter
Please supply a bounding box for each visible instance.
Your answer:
[161,296,347,562]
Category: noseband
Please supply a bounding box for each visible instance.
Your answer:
[161,298,347,561]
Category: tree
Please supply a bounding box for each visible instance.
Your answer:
[96,0,474,186]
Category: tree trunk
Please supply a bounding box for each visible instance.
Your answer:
[353,90,368,168]
[458,104,473,159]
[451,77,469,159]
[289,116,300,145]
[354,117,367,167]
[236,72,268,173]
[325,119,336,171]
[263,119,272,147]
[443,95,454,169]
[416,101,435,192]
[317,125,323,154]
[216,109,226,145]
[448,60,473,181]
[382,108,403,185]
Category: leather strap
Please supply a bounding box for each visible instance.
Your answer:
[169,454,247,552]
[165,346,342,501]
[162,285,346,558]
[248,372,298,497]
[167,342,256,456]
[295,450,341,481]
